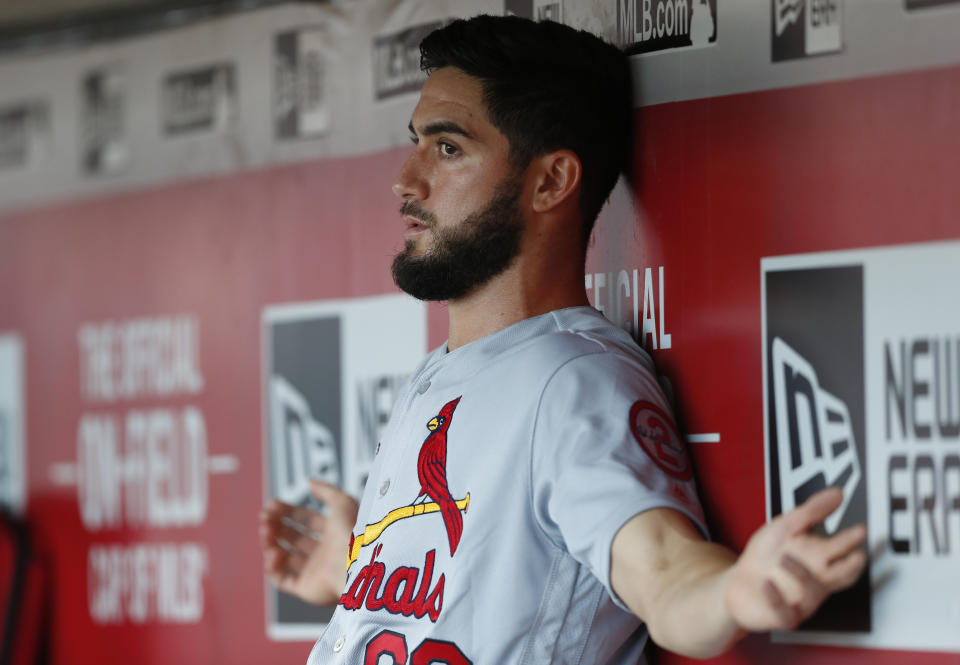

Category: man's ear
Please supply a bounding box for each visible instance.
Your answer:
[530,150,582,214]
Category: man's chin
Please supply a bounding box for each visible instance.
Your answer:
[401,234,435,256]
[392,253,452,301]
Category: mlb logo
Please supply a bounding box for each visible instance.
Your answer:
[762,263,870,632]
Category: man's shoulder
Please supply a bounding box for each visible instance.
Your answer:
[431,306,655,387]
[468,308,656,408]
[534,307,654,371]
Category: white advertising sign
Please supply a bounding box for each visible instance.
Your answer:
[262,293,427,638]
[0,334,25,515]
[763,240,960,652]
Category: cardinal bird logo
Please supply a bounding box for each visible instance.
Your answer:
[344,396,470,571]
[414,396,464,556]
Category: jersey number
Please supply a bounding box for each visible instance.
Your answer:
[364,629,472,665]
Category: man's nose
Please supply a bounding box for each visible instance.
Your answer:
[392,152,428,201]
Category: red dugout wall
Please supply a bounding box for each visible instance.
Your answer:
[0,0,958,663]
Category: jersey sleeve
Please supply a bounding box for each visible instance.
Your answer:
[529,349,708,611]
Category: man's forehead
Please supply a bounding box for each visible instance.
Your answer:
[410,67,486,131]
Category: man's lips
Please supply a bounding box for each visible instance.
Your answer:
[403,215,431,233]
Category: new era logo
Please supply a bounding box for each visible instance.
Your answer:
[774,0,804,36]
[770,337,860,534]
[269,375,340,505]
[763,263,870,633]
[771,0,842,61]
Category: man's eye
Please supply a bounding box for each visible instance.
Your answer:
[409,135,419,145]
[438,142,459,157]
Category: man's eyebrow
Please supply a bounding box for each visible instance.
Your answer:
[408,120,474,140]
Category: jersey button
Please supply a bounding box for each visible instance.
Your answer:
[417,380,431,394]
[379,480,390,496]
[333,636,345,652]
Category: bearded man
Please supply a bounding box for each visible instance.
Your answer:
[261,15,866,664]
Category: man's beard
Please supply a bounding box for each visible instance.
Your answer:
[391,179,524,302]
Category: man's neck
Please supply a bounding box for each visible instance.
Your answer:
[445,256,589,351]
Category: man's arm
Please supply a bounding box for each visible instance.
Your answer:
[610,488,867,659]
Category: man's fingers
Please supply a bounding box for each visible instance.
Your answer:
[261,507,325,555]
[264,542,309,586]
[264,561,284,589]
[784,488,843,534]
[770,529,867,624]
[825,524,867,563]
[263,500,326,533]
[823,547,867,591]
[263,547,290,583]
[310,479,355,514]
[282,503,328,530]
[273,520,323,556]
[762,554,836,629]
[762,579,802,629]
[781,523,866,591]
[267,563,302,597]
[263,546,281,572]
[780,553,829,618]
[779,553,824,594]
[280,515,324,543]
[310,478,337,501]
[260,498,295,521]
[276,540,309,575]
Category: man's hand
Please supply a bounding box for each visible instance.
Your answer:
[259,479,359,606]
[724,487,867,632]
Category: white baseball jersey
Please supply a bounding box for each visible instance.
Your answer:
[306,306,706,665]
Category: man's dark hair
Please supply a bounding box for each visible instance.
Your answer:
[420,15,632,246]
